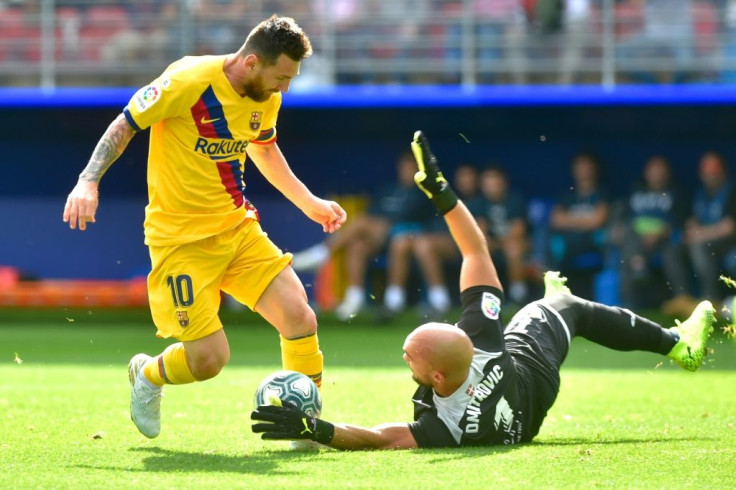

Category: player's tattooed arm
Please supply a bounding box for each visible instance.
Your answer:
[79,113,137,182]
[64,113,137,230]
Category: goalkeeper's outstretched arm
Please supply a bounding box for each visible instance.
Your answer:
[410,131,502,293]
[251,401,418,450]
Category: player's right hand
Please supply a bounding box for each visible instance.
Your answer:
[410,130,458,215]
[303,197,347,234]
[251,400,334,444]
[252,400,317,440]
[63,180,99,231]
[410,130,449,199]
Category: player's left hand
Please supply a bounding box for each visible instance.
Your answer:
[304,198,347,233]
[251,400,321,441]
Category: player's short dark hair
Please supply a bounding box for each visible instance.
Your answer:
[398,150,416,164]
[455,163,478,172]
[646,154,671,170]
[481,165,508,179]
[241,15,313,65]
[647,154,670,165]
[701,150,727,169]
[571,151,602,177]
[572,151,599,167]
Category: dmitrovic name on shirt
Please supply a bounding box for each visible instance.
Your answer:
[464,364,503,434]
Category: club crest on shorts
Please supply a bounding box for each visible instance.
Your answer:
[249,111,263,131]
[244,198,260,221]
[481,292,501,320]
[176,311,189,327]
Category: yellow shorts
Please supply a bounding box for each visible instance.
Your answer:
[147,219,292,341]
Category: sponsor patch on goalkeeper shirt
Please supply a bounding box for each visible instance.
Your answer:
[481,292,501,320]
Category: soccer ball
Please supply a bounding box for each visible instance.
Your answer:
[254,370,322,417]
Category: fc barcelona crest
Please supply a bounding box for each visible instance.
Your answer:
[176,311,189,327]
[250,111,263,131]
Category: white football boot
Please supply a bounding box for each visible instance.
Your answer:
[291,244,330,272]
[335,286,365,321]
[128,353,163,438]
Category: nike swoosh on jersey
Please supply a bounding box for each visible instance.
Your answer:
[200,116,221,124]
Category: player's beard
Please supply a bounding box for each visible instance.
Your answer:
[243,74,273,102]
[411,374,432,389]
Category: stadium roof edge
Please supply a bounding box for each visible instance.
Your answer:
[1,85,736,108]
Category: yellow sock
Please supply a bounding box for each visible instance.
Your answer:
[142,343,198,386]
[280,333,323,388]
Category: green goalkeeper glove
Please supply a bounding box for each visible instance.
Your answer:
[410,130,458,215]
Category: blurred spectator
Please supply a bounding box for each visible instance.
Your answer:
[408,163,485,317]
[557,0,592,85]
[191,0,248,55]
[55,3,82,62]
[476,165,529,304]
[288,0,334,88]
[333,0,430,84]
[0,0,729,87]
[94,1,176,65]
[472,0,528,84]
[292,151,435,320]
[721,0,736,83]
[0,0,40,63]
[615,0,695,83]
[617,156,690,308]
[313,0,361,27]
[453,162,483,203]
[548,152,610,299]
[664,152,736,315]
[690,0,718,61]
[380,155,451,318]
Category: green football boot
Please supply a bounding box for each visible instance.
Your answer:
[667,300,715,371]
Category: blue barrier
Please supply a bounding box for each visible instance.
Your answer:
[2,85,736,108]
[4,84,736,281]
[0,197,324,280]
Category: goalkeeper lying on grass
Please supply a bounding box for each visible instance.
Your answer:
[251,131,715,450]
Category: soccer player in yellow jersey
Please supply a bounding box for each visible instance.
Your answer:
[62,16,346,440]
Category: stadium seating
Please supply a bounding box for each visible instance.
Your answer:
[55,7,82,62]
[79,5,130,61]
[0,8,40,62]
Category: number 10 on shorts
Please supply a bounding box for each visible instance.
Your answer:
[166,274,194,307]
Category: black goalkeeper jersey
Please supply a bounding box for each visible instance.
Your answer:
[409,285,570,448]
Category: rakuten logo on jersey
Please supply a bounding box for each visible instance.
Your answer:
[194,137,249,158]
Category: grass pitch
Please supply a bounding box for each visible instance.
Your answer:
[2,308,735,489]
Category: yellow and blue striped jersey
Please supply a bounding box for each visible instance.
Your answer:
[123,55,280,246]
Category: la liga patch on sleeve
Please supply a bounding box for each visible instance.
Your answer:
[133,79,168,112]
[481,292,501,320]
